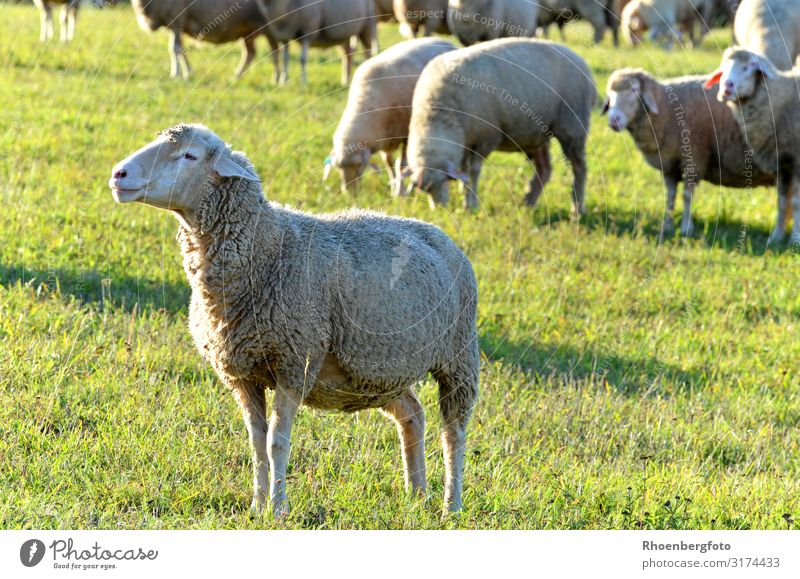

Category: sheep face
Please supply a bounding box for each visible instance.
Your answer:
[334,147,371,195]
[109,125,259,223]
[410,166,452,205]
[709,49,775,104]
[604,75,659,131]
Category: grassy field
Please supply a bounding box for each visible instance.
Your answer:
[1,4,799,530]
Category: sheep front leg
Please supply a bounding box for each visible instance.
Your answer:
[35,0,53,42]
[380,150,400,197]
[341,40,355,86]
[232,383,269,510]
[768,171,791,245]
[300,39,310,85]
[267,385,302,516]
[381,390,427,495]
[789,175,800,246]
[464,154,481,210]
[681,181,695,237]
[66,2,78,41]
[661,174,678,239]
[236,36,256,78]
[168,29,190,80]
[524,145,551,207]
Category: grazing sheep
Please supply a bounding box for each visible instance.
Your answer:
[33,0,79,42]
[707,47,800,244]
[734,0,800,70]
[407,38,595,212]
[447,0,539,46]
[131,0,278,81]
[327,38,457,196]
[603,68,774,238]
[394,0,451,38]
[108,124,480,515]
[536,0,616,45]
[256,0,378,85]
[622,0,713,48]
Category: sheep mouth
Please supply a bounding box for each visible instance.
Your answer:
[110,186,145,203]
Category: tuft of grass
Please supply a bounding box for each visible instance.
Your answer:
[0,5,798,529]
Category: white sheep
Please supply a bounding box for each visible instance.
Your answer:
[131,0,278,80]
[707,47,800,244]
[537,0,618,45]
[622,0,713,48]
[734,0,800,70]
[447,0,539,46]
[407,38,595,212]
[33,0,79,42]
[394,0,451,38]
[603,68,775,238]
[108,124,480,516]
[327,38,457,197]
[256,0,378,86]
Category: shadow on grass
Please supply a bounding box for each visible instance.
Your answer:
[480,330,707,396]
[534,206,778,255]
[0,264,189,314]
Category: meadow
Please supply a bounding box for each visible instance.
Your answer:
[1,4,799,530]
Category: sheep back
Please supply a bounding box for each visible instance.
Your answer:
[734,0,800,70]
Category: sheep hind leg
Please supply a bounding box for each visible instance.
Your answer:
[381,389,427,496]
[232,382,269,511]
[463,153,481,210]
[661,174,678,240]
[768,171,791,245]
[680,181,696,237]
[235,36,256,78]
[341,41,355,86]
[59,5,68,42]
[168,30,190,80]
[66,3,77,41]
[434,361,478,514]
[36,1,53,42]
[789,176,800,246]
[524,144,551,208]
[561,139,588,216]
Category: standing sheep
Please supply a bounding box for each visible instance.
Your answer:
[327,38,457,196]
[131,0,278,81]
[707,47,800,244]
[33,0,79,42]
[108,124,480,516]
[394,0,451,38]
[734,0,800,70]
[256,0,378,85]
[406,38,595,212]
[622,0,713,48]
[603,68,775,238]
[536,0,617,45]
[447,0,540,46]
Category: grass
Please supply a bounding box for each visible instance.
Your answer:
[1,4,799,530]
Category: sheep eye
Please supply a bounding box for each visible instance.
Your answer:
[184,152,197,160]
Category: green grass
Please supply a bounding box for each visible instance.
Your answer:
[1,5,798,530]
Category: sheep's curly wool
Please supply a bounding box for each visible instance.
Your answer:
[176,146,479,419]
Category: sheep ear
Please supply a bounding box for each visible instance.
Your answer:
[752,55,777,79]
[704,70,722,89]
[445,160,469,183]
[641,91,659,114]
[601,97,610,115]
[213,152,260,182]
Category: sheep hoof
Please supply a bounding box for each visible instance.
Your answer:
[659,222,675,242]
[680,225,695,238]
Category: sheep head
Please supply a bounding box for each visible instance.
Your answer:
[109,124,259,226]
[706,47,778,104]
[603,69,659,132]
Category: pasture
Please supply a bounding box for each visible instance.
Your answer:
[1,4,798,530]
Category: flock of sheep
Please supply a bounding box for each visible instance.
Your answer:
[30,0,800,517]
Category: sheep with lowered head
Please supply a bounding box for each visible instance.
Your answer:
[108,124,480,515]
[734,0,800,70]
[447,0,540,46]
[131,0,278,80]
[327,37,457,196]
[395,0,451,38]
[706,47,800,244]
[537,0,618,45]
[255,0,378,85]
[622,0,713,48]
[603,68,775,238]
[33,0,79,42]
[407,38,595,212]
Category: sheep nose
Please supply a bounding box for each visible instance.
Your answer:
[113,168,127,179]
[724,80,734,91]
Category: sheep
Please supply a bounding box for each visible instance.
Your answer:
[327,38,457,197]
[33,0,79,42]
[255,0,378,85]
[621,0,713,48]
[394,0,451,38]
[706,47,800,244]
[108,124,480,516]
[131,0,278,81]
[536,0,617,45]
[734,0,800,71]
[602,68,775,238]
[447,0,539,46]
[406,38,595,212]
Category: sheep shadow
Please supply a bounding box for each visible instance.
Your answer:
[532,205,776,254]
[479,331,707,396]
[0,264,189,314]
